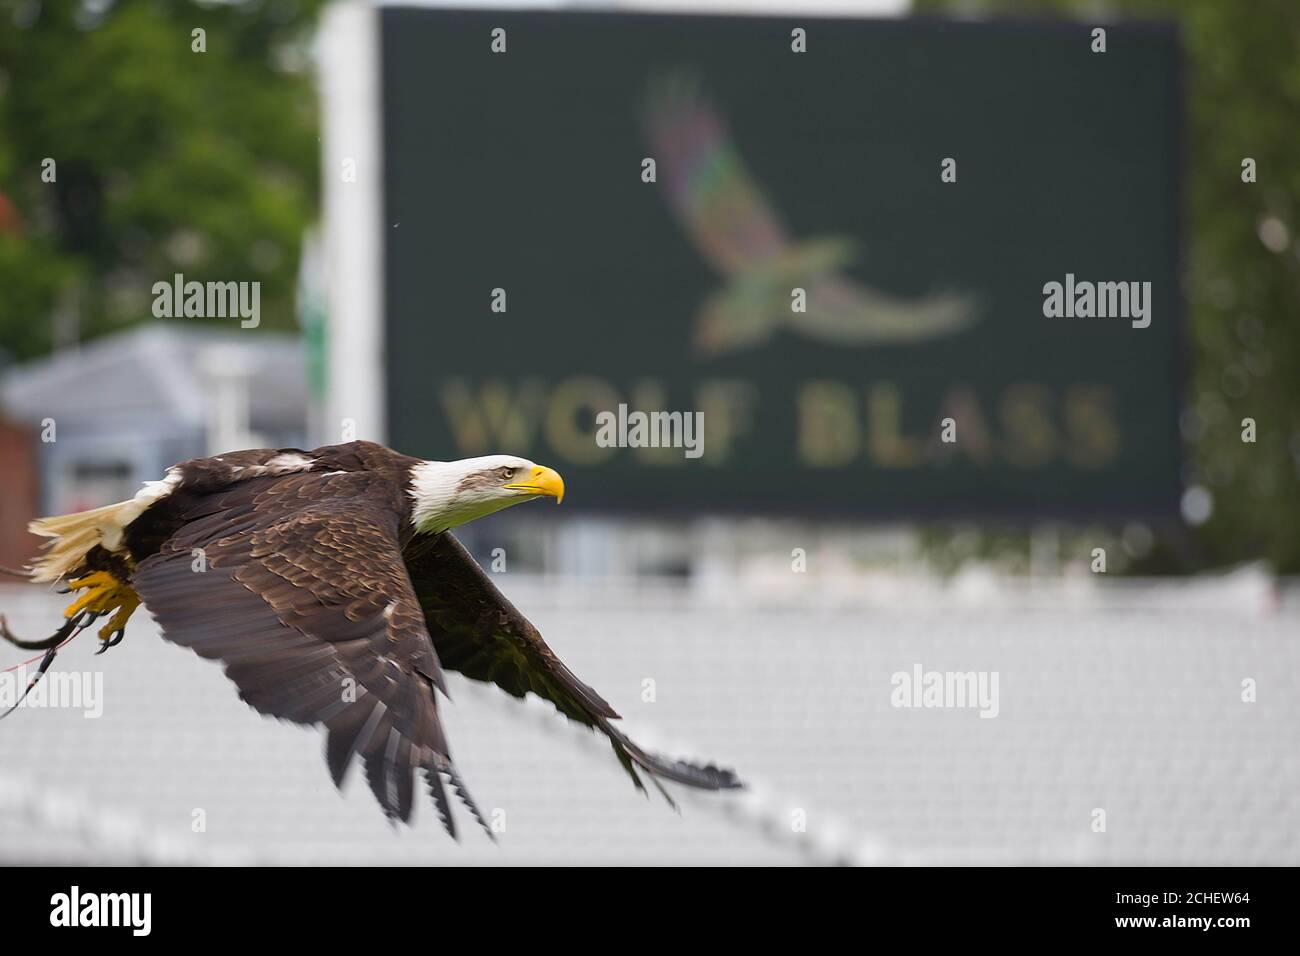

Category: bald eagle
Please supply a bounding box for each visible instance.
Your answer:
[1,440,741,836]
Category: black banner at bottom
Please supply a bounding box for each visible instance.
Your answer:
[3,865,1279,941]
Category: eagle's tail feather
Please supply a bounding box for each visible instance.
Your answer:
[26,500,134,583]
[28,501,128,538]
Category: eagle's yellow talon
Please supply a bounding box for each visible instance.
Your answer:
[98,595,139,642]
[60,572,140,646]
[69,571,117,591]
[65,588,108,618]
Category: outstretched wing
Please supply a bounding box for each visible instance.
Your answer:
[131,470,484,836]
[404,533,742,803]
[644,72,789,275]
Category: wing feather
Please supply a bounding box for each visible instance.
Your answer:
[131,470,467,833]
[405,533,743,801]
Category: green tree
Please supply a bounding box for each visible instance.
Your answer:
[0,0,324,360]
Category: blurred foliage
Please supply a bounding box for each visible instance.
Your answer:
[917,0,1300,573]
[0,0,324,361]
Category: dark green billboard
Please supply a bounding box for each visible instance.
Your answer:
[382,9,1182,518]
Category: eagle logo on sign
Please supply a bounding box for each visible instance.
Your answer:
[644,73,978,357]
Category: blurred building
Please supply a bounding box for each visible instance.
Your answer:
[0,323,308,521]
[0,413,37,570]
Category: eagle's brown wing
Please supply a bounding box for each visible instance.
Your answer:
[131,471,483,836]
[405,533,742,803]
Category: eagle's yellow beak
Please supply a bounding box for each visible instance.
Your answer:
[505,465,565,504]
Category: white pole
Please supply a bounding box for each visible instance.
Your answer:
[319,2,386,445]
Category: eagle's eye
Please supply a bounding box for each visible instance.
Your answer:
[499,467,517,481]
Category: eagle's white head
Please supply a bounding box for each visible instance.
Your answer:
[409,455,565,534]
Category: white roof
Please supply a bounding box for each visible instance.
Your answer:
[0,323,306,432]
